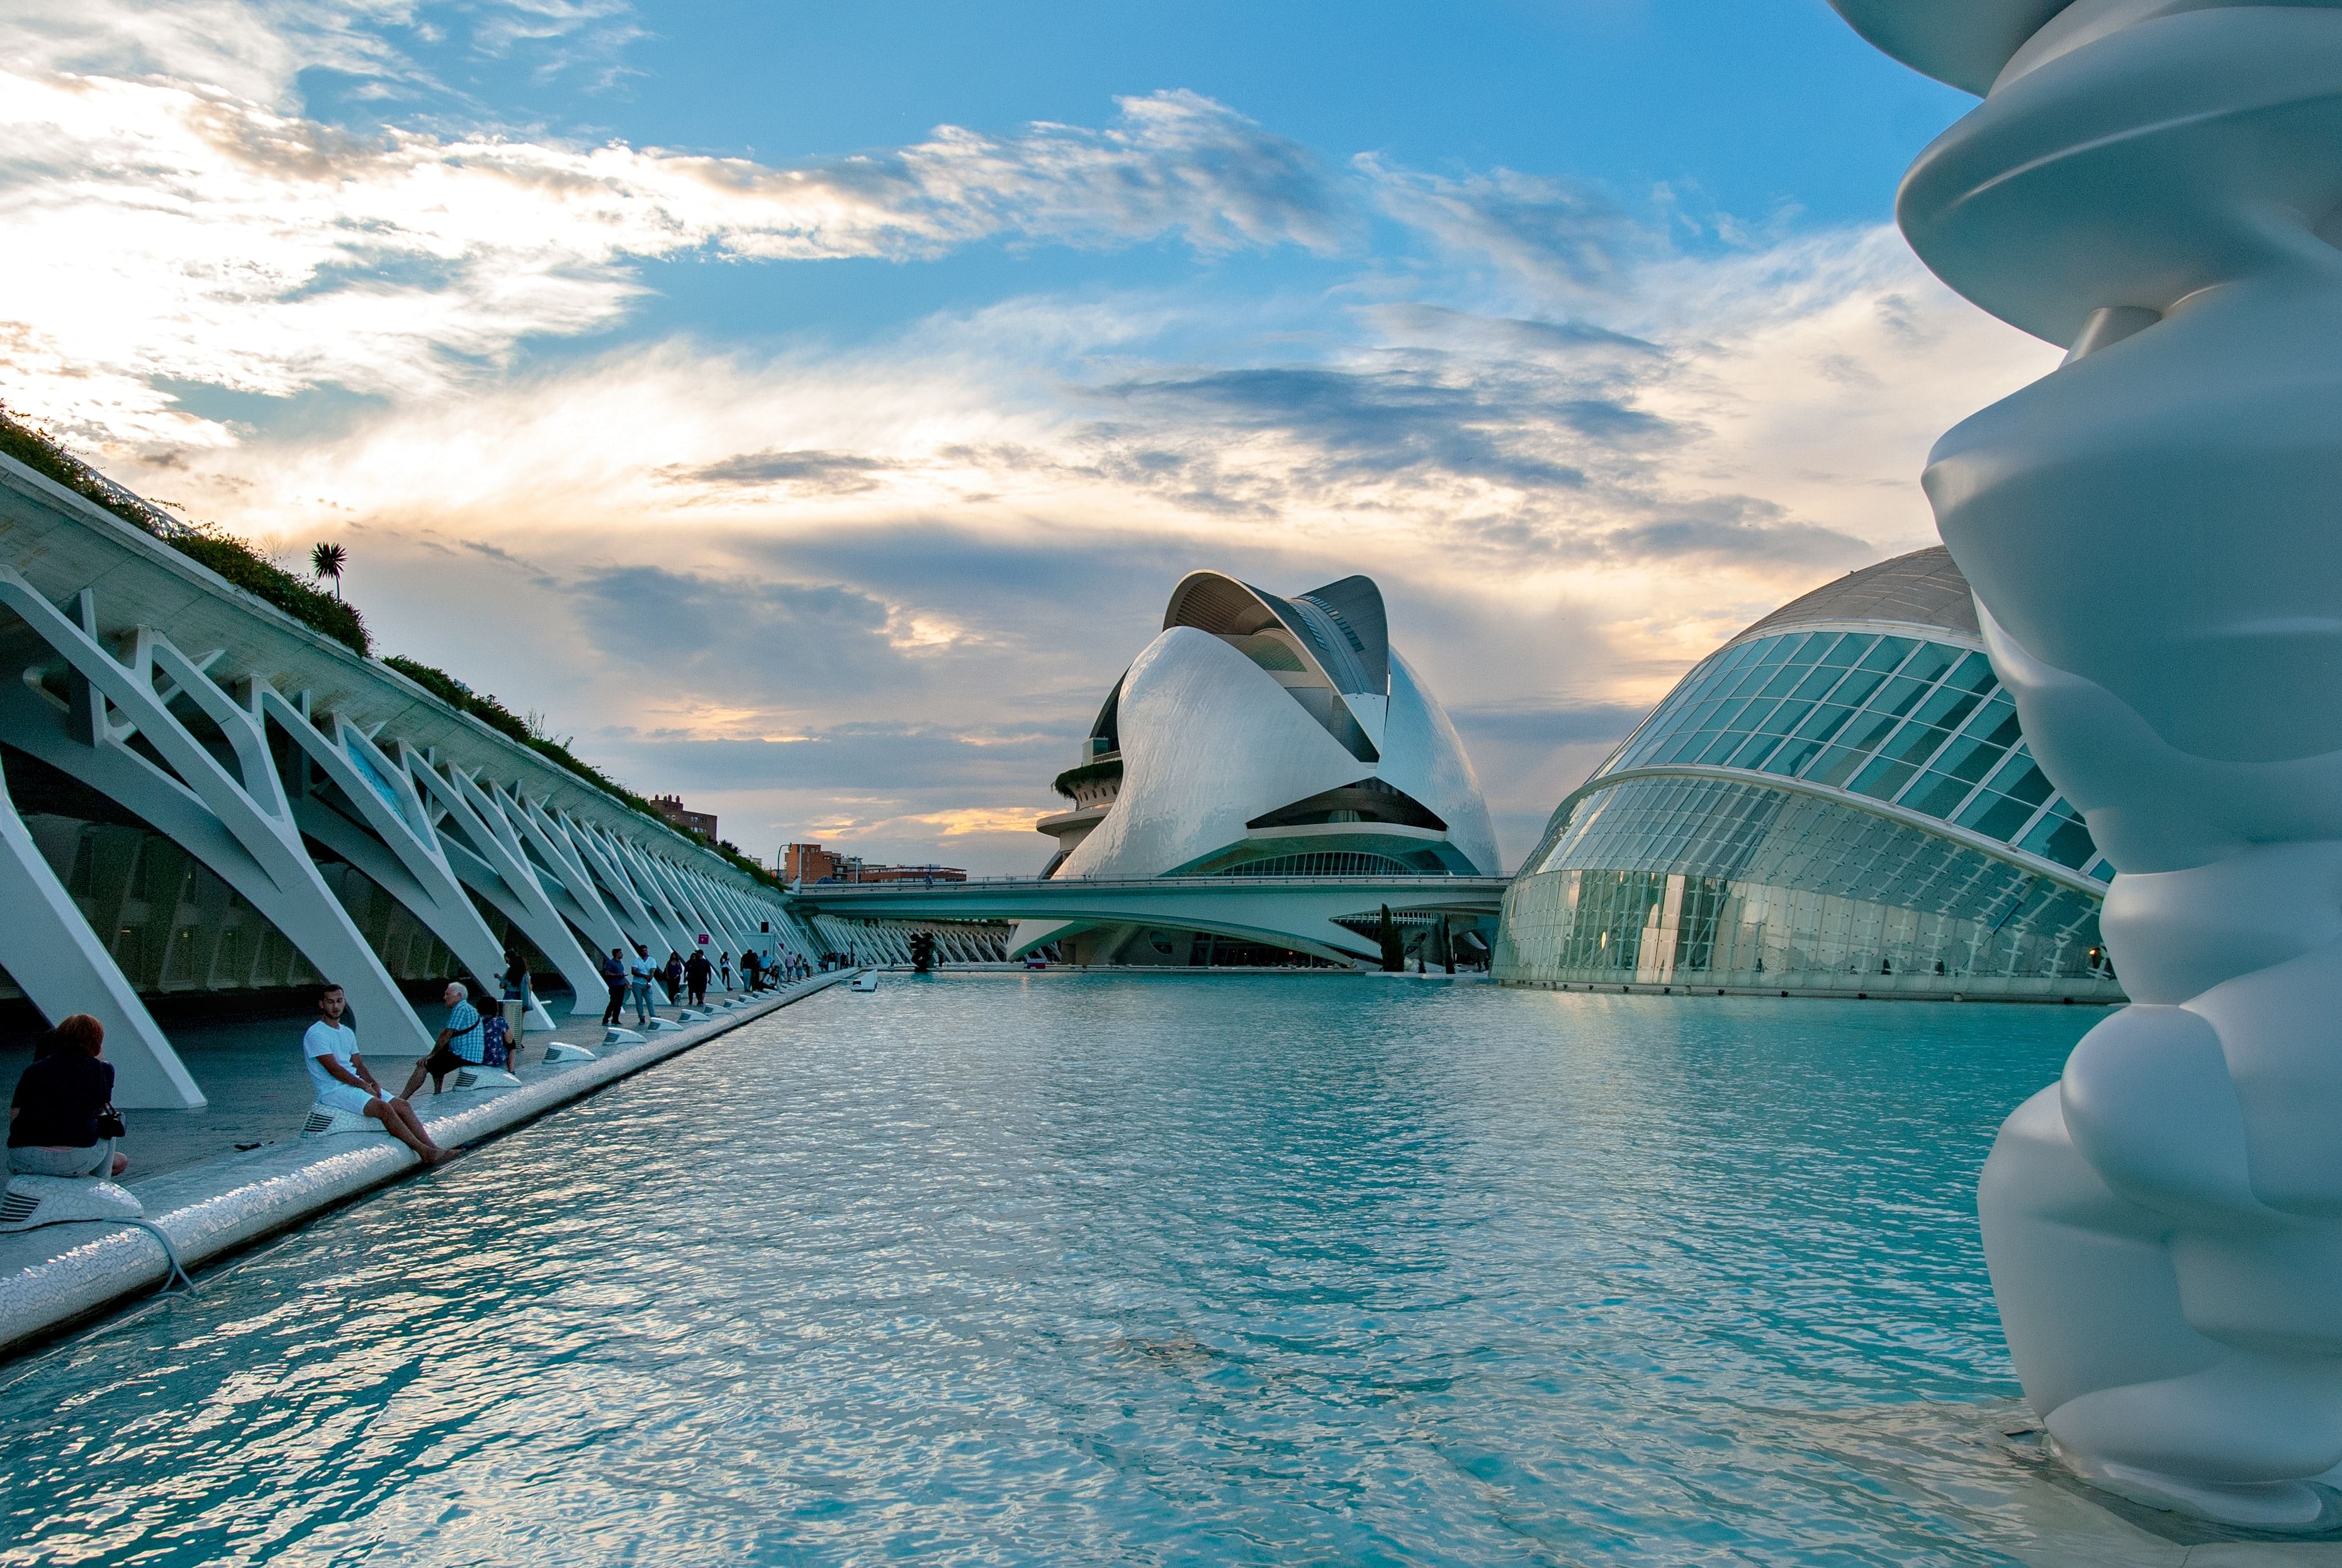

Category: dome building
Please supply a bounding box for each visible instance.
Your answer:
[1023,570,1499,966]
[1494,547,2123,1001]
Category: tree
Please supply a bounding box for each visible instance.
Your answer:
[310,540,348,599]
[1377,905,1404,972]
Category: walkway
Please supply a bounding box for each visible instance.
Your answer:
[0,973,849,1358]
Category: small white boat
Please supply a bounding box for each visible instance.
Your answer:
[850,969,879,992]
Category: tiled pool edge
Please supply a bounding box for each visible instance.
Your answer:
[0,972,852,1360]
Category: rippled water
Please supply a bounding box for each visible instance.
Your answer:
[0,976,2104,1566]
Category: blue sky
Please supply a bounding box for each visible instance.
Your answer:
[0,1,2052,873]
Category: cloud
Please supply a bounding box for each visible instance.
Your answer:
[0,69,1349,449]
[665,449,904,494]
[1360,157,1645,298]
[0,0,2071,873]
[572,567,926,702]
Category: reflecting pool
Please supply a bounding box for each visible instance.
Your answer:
[0,976,2103,1565]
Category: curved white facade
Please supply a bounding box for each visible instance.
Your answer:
[1021,571,1496,964]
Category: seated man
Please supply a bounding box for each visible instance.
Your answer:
[401,981,486,1098]
[8,1013,128,1178]
[303,983,448,1164]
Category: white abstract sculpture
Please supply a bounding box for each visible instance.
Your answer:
[1828,0,2342,1530]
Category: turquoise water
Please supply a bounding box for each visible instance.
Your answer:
[0,976,2100,1566]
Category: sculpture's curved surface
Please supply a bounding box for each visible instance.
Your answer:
[1828,0,2342,1528]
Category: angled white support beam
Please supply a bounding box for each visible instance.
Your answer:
[520,799,656,954]
[646,855,728,952]
[257,687,540,1021]
[633,845,738,956]
[476,783,628,959]
[400,750,607,1011]
[558,810,686,957]
[0,747,201,1108]
[0,572,433,1058]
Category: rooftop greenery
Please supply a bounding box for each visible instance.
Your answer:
[3,404,786,893]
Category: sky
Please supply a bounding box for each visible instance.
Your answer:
[0,0,2062,876]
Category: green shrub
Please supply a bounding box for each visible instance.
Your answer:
[0,405,370,656]
[3,405,787,891]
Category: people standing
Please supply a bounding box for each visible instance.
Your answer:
[629,945,657,1026]
[8,1014,128,1178]
[718,952,733,991]
[500,948,529,1043]
[601,948,628,1027]
[684,948,712,1007]
[663,951,684,1001]
[303,983,448,1164]
[401,981,487,1098]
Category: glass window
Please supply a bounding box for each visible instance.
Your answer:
[1959,791,2039,843]
[1945,651,1998,694]
[1728,731,1786,770]
[1911,679,1986,735]
[1850,753,1924,801]
[1980,750,2054,808]
[1827,667,1887,711]
[1755,663,1806,701]
[2020,800,2098,870]
[1757,699,1812,737]
[1789,663,1844,702]
[1803,744,1869,789]
[1868,675,1933,722]
[1791,702,1855,745]
[1818,633,1869,668]
[2085,857,2115,883]
[1898,643,1962,685]
[1901,769,1978,820]
[1858,636,1915,674]
[1754,638,1796,668]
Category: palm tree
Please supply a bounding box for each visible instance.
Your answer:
[310,541,347,599]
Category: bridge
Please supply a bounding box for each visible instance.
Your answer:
[792,874,1510,965]
[0,452,814,1107]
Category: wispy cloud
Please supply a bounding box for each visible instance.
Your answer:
[0,0,2063,872]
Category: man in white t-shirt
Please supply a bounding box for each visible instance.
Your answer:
[303,983,449,1164]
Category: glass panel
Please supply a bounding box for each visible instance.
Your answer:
[1695,731,1742,765]
[1981,752,2053,809]
[1754,638,1796,668]
[1875,719,1954,770]
[1901,769,1978,820]
[1791,702,1855,745]
[2020,801,2098,870]
[1789,664,1844,702]
[1850,754,1922,801]
[1944,651,1998,694]
[1757,698,1812,737]
[1728,731,1785,770]
[1958,792,2039,843]
[2085,857,2115,883]
[1762,736,1825,776]
[1897,643,1961,685]
[1858,636,1915,674]
[1827,667,1887,711]
[1755,663,1804,701]
[1803,744,1867,788]
[1867,675,1932,722]
[1817,633,1869,668]
[1910,680,1985,734]
[1930,730,2009,787]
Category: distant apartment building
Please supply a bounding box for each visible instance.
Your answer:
[651,794,718,838]
[784,841,966,884]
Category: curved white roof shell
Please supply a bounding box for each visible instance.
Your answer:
[1052,572,1497,883]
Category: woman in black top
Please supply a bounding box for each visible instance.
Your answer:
[8,1013,127,1178]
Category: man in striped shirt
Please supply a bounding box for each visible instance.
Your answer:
[401,981,487,1098]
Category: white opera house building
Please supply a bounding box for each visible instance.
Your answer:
[1020,571,1500,966]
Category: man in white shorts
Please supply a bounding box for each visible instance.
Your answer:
[303,983,450,1165]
